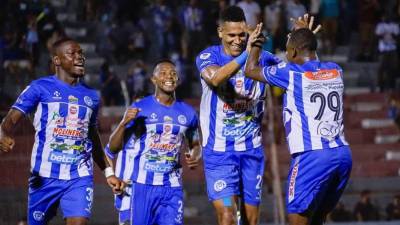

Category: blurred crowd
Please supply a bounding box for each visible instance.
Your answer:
[327,191,400,222]
[1,0,400,107]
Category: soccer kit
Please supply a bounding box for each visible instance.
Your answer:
[104,145,133,224]
[124,95,198,225]
[195,45,280,205]
[261,60,352,214]
[12,75,100,224]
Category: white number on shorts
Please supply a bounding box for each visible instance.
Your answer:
[178,200,183,213]
[85,187,94,212]
[256,175,262,189]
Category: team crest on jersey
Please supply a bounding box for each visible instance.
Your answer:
[199,52,211,60]
[149,113,158,122]
[33,211,45,221]
[53,91,62,100]
[68,95,78,103]
[214,180,227,192]
[178,115,187,124]
[268,66,277,75]
[84,96,93,106]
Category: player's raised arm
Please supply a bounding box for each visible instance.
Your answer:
[244,23,267,82]
[108,107,140,153]
[0,109,23,153]
[198,53,248,87]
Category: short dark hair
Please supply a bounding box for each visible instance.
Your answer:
[154,59,176,68]
[51,37,74,55]
[220,6,246,23]
[289,28,317,51]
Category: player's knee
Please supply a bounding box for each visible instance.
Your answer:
[65,217,88,225]
[217,209,235,225]
[245,214,259,225]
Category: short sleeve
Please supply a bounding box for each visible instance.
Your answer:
[195,48,219,75]
[262,62,290,89]
[12,82,41,114]
[89,94,100,127]
[104,144,116,159]
[259,51,282,67]
[185,111,199,143]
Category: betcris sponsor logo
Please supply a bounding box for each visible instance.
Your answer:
[144,162,174,173]
[222,122,258,138]
[48,151,81,164]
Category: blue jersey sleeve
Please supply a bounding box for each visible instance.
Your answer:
[185,112,199,144]
[195,47,219,75]
[89,94,100,127]
[104,144,116,159]
[259,51,282,67]
[262,62,290,89]
[12,82,41,114]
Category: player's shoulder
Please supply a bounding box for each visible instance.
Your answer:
[30,75,57,86]
[130,95,153,108]
[322,61,342,70]
[197,45,220,60]
[79,82,99,96]
[176,100,197,115]
[260,50,275,59]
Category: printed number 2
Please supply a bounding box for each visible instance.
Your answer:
[256,175,262,189]
[178,200,183,213]
[310,91,341,121]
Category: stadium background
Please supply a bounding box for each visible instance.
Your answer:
[0,0,399,224]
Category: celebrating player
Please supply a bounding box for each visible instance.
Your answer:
[195,6,282,225]
[0,38,124,225]
[108,59,201,225]
[245,26,353,225]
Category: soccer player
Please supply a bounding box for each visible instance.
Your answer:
[195,6,282,225]
[245,27,353,225]
[108,59,201,225]
[0,38,124,225]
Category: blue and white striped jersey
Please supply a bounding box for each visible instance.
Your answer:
[105,145,133,212]
[262,60,349,154]
[12,75,100,180]
[125,96,198,187]
[196,45,280,152]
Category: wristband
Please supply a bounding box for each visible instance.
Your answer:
[103,167,115,178]
[234,51,248,65]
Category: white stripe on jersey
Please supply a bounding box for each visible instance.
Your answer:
[286,71,305,153]
[136,123,155,184]
[30,104,42,174]
[39,103,59,178]
[199,79,212,147]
